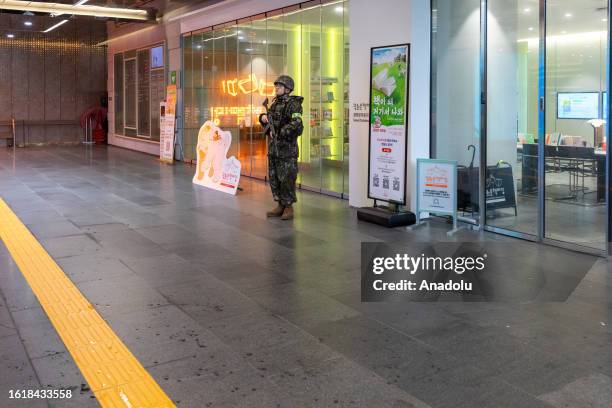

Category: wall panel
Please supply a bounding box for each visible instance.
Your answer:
[0,15,106,146]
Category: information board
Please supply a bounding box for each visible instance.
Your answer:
[416,159,457,216]
[367,44,410,205]
[159,102,175,164]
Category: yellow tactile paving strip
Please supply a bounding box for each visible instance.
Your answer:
[0,198,176,408]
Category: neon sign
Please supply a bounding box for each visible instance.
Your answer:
[221,73,275,97]
[209,105,266,126]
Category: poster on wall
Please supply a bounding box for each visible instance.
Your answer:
[367,44,410,205]
[193,121,242,196]
[166,84,177,115]
[159,102,175,163]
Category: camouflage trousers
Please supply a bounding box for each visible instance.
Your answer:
[268,155,298,206]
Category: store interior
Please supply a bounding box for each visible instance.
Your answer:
[182,0,350,197]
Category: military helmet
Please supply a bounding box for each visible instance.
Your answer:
[274,75,295,92]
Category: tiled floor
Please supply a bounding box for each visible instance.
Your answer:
[0,145,611,408]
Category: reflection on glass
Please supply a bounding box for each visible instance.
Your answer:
[485,0,539,235]
[431,0,481,221]
[181,2,349,195]
[544,0,608,249]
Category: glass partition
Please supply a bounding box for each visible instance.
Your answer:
[431,0,611,253]
[181,1,350,196]
[544,0,608,250]
[486,0,539,235]
[431,0,481,222]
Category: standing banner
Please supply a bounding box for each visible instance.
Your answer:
[413,158,462,235]
[160,85,177,164]
[367,44,410,205]
[193,121,241,195]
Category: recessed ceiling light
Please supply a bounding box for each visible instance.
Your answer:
[564,13,572,18]
[523,8,531,13]
[24,21,32,26]
[528,27,534,31]
[6,33,14,38]
[603,18,608,22]
[335,6,343,13]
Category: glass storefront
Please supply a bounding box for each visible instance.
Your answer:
[182,0,350,197]
[431,0,610,253]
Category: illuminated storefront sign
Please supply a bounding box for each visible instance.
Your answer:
[209,105,266,126]
[221,73,275,97]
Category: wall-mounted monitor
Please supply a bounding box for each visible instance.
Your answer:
[151,46,164,69]
[557,92,599,120]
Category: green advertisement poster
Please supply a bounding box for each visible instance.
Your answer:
[368,44,410,204]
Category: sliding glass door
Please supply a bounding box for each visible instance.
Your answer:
[486,0,540,237]
[432,0,610,253]
[543,0,608,250]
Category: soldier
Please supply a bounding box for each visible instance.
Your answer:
[259,75,304,220]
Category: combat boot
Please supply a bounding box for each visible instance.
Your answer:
[267,203,284,218]
[281,205,294,220]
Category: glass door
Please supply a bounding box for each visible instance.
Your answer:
[485,0,540,237]
[543,0,608,250]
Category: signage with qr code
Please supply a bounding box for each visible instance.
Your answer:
[159,101,175,164]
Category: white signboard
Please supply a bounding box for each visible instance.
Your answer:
[159,102,175,163]
[416,159,456,215]
[368,44,410,204]
[193,121,241,195]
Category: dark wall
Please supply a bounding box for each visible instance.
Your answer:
[0,15,107,146]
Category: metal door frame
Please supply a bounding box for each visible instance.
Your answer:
[477,0,611,256]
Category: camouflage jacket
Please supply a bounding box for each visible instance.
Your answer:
[259,94,304,158]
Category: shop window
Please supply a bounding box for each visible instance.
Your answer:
[181,0,350,197]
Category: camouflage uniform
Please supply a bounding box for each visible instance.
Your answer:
[260,93,304,207]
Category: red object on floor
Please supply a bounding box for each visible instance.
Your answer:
[93,129,106,144]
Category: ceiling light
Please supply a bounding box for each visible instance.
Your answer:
[603,18,608,22]
[528,27,534,31]
[74,0,89,5]
[564,13,572,18]
[523,8,530,13]
[245,48,253,51]
[561,30,567,34]
[6,33,14,38]
[43,19,69,33]
[0,0,149,21]
[262,40,267,44]
[238,36,244,40]
[335,6,343,13]
[24,20,32,26]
